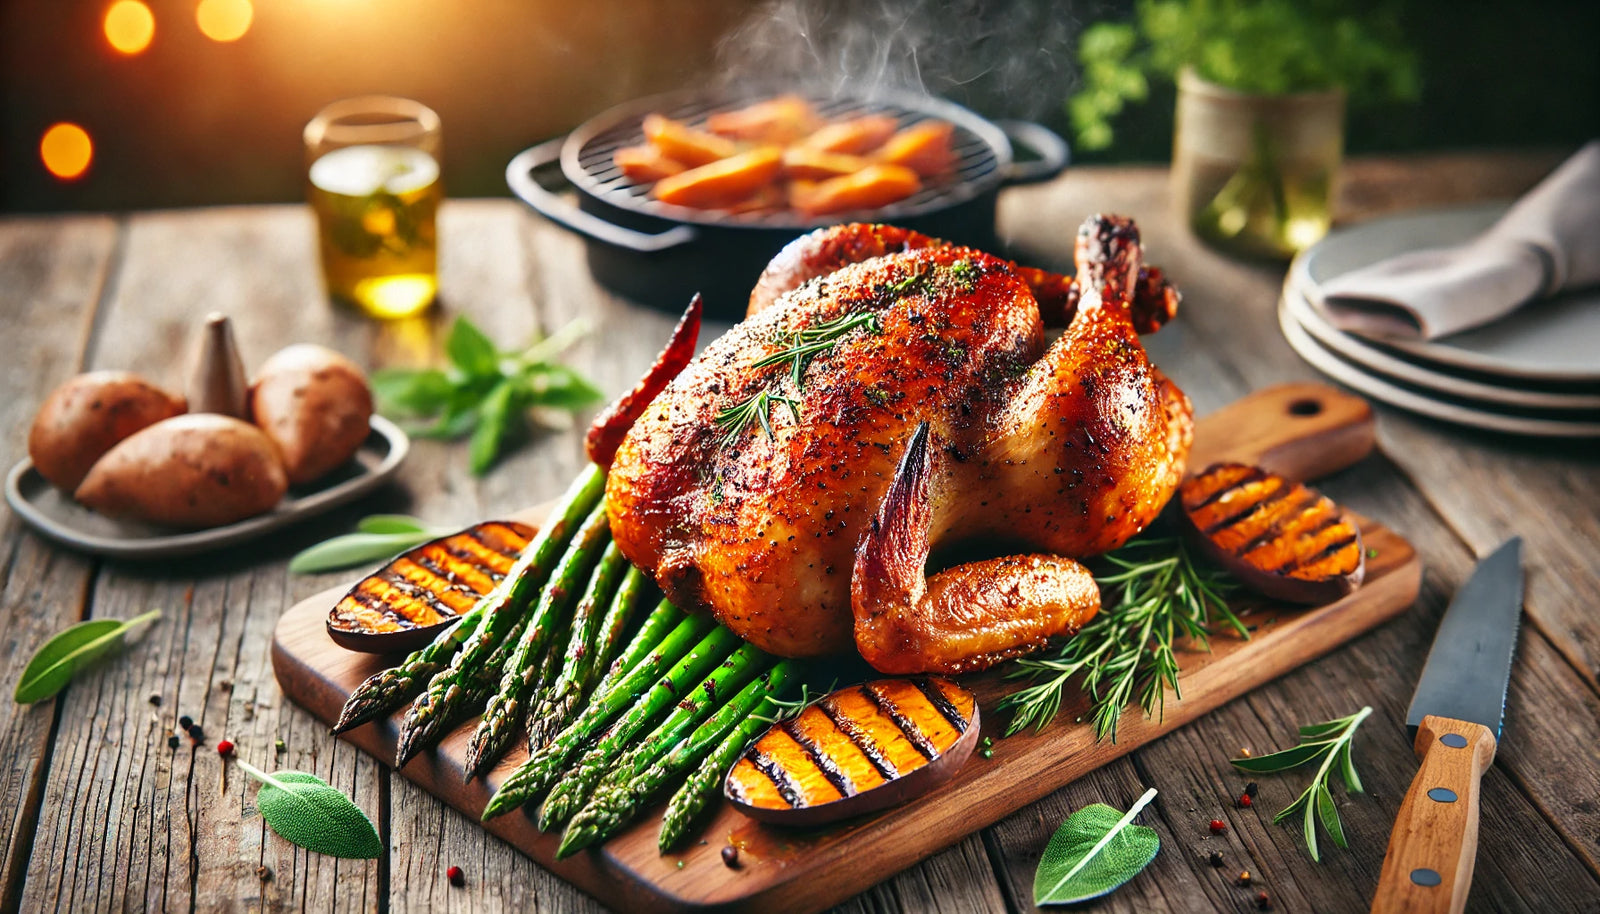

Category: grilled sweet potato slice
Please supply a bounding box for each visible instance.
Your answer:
[640,114,739,168]
[875,120,956,177]
[790,164,921,216]
[652,146,783,209]
[1179,463,1365,605]
[725,677,979,826]
[612,145,686,183]
[706,94,820,144]
[326,520,535,653]
[799,114,901,155]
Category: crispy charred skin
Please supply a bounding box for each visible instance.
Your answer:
[608,216,1193,666]
[584,294,703,467]
[750,222,1180,332]
[852,423,1099,674]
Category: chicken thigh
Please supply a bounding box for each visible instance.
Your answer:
[604,215,1194,672]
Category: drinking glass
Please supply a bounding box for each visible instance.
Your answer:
[305,96,442,318]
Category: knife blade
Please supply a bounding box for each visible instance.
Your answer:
[1405,536,1524,736]
[1372,536,1525,914]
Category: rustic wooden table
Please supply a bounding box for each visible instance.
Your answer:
[1,150,1596,914]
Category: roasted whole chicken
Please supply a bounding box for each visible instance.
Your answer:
[600,216,1194,674]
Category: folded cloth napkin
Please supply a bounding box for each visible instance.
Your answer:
[1314,140,1600,340]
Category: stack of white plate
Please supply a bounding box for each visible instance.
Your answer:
[1281,202,1600,438]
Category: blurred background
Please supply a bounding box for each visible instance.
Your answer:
[3,0,1596,213]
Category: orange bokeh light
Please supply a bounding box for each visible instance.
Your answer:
[196,0,252,42]
[103,0,155,55]
[41,124,95,181]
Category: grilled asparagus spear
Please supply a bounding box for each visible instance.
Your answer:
[658,679,799,852]
[586,597,682,707]
[557,660,798,856]
[527,561,650,750]
[462,501,612,778]
[332,464,605,734]
[541,638,764,829]
[480,613,717,820]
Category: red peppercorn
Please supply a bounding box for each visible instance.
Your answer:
[1256,890,1272,910]
[216,740,234,757]
[1209,819,1227,835]
[446,865,464,887]
[1238,793,1253,808]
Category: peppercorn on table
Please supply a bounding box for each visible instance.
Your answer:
[1,150,1597,913]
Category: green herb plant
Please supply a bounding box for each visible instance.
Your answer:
[289,515,455,574]
[372,315,601,474]
[999,536,1240,742]
[1070,0,1419,150]
[237,760,383,859]
[1034,787,1161,905]
[1232,706,1372,861]
[15,609,162,704]
[715,310,882,444]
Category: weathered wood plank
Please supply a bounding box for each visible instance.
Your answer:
[17,208,388,914]
[0,215,118,914]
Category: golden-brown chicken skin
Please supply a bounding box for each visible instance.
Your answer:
[605,216,1193,670]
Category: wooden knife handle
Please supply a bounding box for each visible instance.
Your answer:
[1370,716,1497,914]
[1189,382,1376,483]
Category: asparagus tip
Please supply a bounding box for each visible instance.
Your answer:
[555,824,597,858]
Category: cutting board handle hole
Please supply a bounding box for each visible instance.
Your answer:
[1287,398,1324,417]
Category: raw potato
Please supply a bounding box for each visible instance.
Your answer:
[28,371,186,491]
[76,414,288,528]
[250,344,374,485]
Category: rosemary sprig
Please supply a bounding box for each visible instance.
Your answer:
[714,310,881,444]
[749,677,833,725]
[1231,707,1372,862]
[998,536,1242,742]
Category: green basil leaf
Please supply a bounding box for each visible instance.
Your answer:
[1229,741,1329,773]
[445,316,499,378]
[238,761,382,859]
[521,364,604,409]
[1034,788,1159,905]
[14,609,161,704]
[355,515,432,535]
[469,379,517,475]
[289,531,435,574]
[371,368,453,416]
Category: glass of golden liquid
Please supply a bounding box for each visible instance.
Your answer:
[304,96,442,318]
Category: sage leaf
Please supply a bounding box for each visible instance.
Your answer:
[238,761,383,859]
[289,531,437,574]
[356,515,432,535]
[14,609,161,704]
[1034,787,1159,905]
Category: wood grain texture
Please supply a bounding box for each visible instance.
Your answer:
[1371,716,1496,914]
[271,384,1423,913]
[0,216,119,914]
[4,150,1597,913]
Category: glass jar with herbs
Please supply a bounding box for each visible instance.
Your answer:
[1069,0,1418,259]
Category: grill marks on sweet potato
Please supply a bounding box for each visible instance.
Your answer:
[328,521,534,636]
[725,678,976,812]
[1180,463,1364,604]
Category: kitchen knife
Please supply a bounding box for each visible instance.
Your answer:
[1371,537,1524,914]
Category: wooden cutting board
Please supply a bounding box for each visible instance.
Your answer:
[272,382,1420,914]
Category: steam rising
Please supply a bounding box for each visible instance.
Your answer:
[715,0,1081,119]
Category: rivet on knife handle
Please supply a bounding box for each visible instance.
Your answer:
[1370,715,1497,914]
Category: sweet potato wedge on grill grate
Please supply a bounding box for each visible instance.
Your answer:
[724,678,979,826]
[1178,463,1365,605]
[325,520,535,653]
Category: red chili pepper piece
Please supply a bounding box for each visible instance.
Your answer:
[584,294,703,467]
[1209,819,1227,835]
